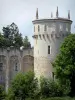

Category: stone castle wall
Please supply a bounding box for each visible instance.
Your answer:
[0,47,34,91]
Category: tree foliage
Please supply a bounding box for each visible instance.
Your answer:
[2,23,23,48]
[23,36,31,48]
[40,77,64,98]
[53,34,75,96]
[7,71,38,100]
[0,85,6,100]
[0,23,31,48]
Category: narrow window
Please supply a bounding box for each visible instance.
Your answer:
[15,63,18,71]
[66,27,68,32]
[0,63,3,71]
[48,45,50,54]
[34,26,35,32]
[38,25,40,32]
[44,25,47,31]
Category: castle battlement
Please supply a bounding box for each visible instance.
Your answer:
[0,47,33,57]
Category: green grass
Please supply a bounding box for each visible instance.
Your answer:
[26,97,75,100]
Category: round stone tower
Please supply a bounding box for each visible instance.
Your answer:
[32,7,72,79]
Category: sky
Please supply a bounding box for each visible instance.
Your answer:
[0,0,75,46]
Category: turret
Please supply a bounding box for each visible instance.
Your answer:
[36,8,38,19]
[56,6,59,18]
[68,10,70,19]
[32,7,72,79]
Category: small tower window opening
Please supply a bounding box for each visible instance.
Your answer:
[15,63,18,71]
[60,24,63,31]
[66,27,68,32]
[0,63,3,71]
[66,24,69,32]
[34,26,35,32]
[44,25,47,31]
[48,45,51,54]
[38,25,40,32]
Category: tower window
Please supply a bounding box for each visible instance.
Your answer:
[60,24,63,31]
[48,45,51,54]
[34,26,35,32]
[44,25,47,31]
[38,25,40,32]
[0,63,3,71]
[66,27,68,32]
[15,63,18,71]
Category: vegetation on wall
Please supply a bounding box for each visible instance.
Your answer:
[0,23,31,48]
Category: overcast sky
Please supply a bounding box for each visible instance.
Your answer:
[0,0,75,46]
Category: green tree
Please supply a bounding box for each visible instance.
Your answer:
[0,33,6,48]
[53,34,75,96]
[2,23,23,48]
[7,71,38,100]
[14,33,23,48]
[23,36,31,48]
[0,85,6,100]
[40,77,64,98]
[0,23,32,48]
[2,26,10,38]
[3,23,19,39]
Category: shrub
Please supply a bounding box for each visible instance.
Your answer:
[57,79,71,96]
[40,77,66,98]
[0,85,6,100]
[26,97,75,100]
[7,71,38,100]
